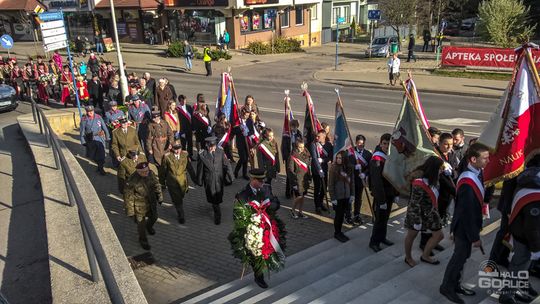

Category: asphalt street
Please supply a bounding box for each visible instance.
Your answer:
[134,55,497,151]
[0,103,51,303]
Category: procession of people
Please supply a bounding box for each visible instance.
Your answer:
[13,45,540,301]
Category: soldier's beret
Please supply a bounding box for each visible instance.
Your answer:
[249,168,266,179]
[205,136,217,145]
[136,162,149,171]
[85,105,94,111]
[109,100,117,106]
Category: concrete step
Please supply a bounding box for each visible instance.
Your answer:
[216,225,387,304]
[386,290,434,304]
[345,232,497,304]
[183,226,369,304]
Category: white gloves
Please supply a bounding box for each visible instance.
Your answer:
[355,164,362,170]
[207,126,212,133]
[292,186,298,190]
[318,157,323,163]
[349,196,354,204]
[413,223,422,231]
[331,200,337,206]
[379,203,388,210]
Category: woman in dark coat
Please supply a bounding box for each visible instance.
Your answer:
[328,150,355,242]
[257,128,280,188]
[404,156,445,267]
[233,109,251,180]
[212,113,233,161]
[288,139,311,219]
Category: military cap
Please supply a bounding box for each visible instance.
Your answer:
[85,105,94,111]
[151,111,161,118]
[130,94,141,101]
[205,136,217,145]
[128,149,139,157]
[118,117,128,124]
[136,162,149,172]
[172,140,182,150]
[249,168,266,179]
[109,100,117,106]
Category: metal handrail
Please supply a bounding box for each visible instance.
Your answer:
[29,99,125,304]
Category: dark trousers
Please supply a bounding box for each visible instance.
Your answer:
[334,199,348,234]
[205,61,212,76]
[422,41,430,52]
[223,143,234,162]
[313,175,325,209]
[168,184,185,219]
[136,207,157,242]
[407,50,416,62]
[489,211,510,265]
[234,160,248,178]
[441,230,472,291]
[212,203,221,221]
[370,200,391,245]
[347,178,364,219]
[180,132,193,157]
[500,239,531,300]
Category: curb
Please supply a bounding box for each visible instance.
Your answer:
[312,71,502,99]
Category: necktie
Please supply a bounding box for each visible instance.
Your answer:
[176,155,179,160]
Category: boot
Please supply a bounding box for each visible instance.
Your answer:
[254,272,268,289]
[139,239,151,250]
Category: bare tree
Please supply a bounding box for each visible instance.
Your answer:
[379,0,419,45]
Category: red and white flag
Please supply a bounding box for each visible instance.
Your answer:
[478,43,540,186]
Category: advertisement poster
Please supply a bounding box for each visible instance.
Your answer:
[244,0,279,5]
[117,22,127,36]
[164,0,228,6]
[264,9,274,29]
[103,37,115,51]
[240,15,250,32]
[442,46,540,69]
[252,12,261,30]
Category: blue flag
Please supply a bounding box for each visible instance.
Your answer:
[333,102,351,159]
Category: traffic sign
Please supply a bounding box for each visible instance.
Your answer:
[337,17,346,24]
[41,27,66,38]
[44,40,67,52]
[0,34,13,49]
[38,12,64,22]
[368,10,381,20]
[40,20,65,30]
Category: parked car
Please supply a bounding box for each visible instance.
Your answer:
[0,84,18,112]
[365,36,399,58]
[461,18,477,31]
[444,22,460,36]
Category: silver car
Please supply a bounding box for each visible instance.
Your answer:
[365,36,399,57]
[0,84,18,112]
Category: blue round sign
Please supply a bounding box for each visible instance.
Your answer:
[0,34,13,50]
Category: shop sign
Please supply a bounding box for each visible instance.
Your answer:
[163,0,228,6]
[128,23,138,39]
[117,23,127,36]
[244,0,279,5]
[441,46,540,69]
[42,0,80,11]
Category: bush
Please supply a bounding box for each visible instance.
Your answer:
[247,38,305,55]
[167,41,231,60]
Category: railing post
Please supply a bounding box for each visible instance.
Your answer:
[36,106,43,134]
[62,166,75,207]
[45,124,51,148]
[31,99,37,123]
[51,137,60,170]
[78,211,100,282]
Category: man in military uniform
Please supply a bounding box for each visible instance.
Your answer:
[147,111,174,186]
[80,105,110,175]
[162,140,196,224]
[117,149,148,194]
[128,94,151,154]
[233,168,281,289]
[112,117,142,166]
[124,162,163,250]
[196,136,234,225]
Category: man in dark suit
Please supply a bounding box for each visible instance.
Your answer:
[440,143,490,304]
[309,130,333,214]
[196,136,234,225]
[348,134,372,225]
[143,72,156,97]
[368,133,399,252]
[176,95,194,158]
[88,73,103,110]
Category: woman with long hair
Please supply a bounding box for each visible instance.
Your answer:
[328,150,354,242]
[404,155,445,267]
[288,139,311,219]
[164,100,181,139]
[213,112,233,160]
[257,127,280,188]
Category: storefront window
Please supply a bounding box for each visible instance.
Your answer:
[168,10,223,43]
[252,12,261,30]
[263,10,274,29]
[280,8,289,28]
[240,14,251,32]
[241,10,275,33]
[295,6,303,25]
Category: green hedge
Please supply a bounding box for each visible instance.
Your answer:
[166,41,232,60]
[247,38,304,55]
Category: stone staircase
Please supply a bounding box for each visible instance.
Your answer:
[181,212,540,304]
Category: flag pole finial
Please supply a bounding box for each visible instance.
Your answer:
[284,89,290,97]
[227,66,231,73]
[301,82,308,91]
[334,88,340,96]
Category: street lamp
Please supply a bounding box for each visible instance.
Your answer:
[109,0,128,100]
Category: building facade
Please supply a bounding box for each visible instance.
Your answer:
[321,0,368,43]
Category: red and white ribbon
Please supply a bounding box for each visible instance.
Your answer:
[248,198,285,260]
[259,143,276,165]
[372,151,387,163]
[457,171,489,219]
[291,155,308,172]
[412,178,439,208]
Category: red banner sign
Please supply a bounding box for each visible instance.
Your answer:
[441,46,540,69]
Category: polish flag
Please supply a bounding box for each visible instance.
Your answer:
[478,43,540,186]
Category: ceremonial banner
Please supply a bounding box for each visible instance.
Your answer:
[383,79,438,194]
[302,88,322,145]
[478,44,540,186]
[282,94,294,138]
[333,98,352,158]
[442,46,540,69]
[216,72,240,127]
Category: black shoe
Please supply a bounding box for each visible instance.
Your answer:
[455,285,476,296]
[147,226,156,235]
[178,217,185,224]
[315,208,322,215]
[434,244,445,251]
[381,239,394,246]
[321,205,328,212]
[340,233,350,241]
[344,218,353,225]
[140,239,151,250]
[234,170,239,179]
[369,243,382,252]
[440,287,464,304]
[353,216,364,225]
[419,244,435,256]
[214,214,221,225]
[515,289,535,303]
[254,274,268,289]
[334,233,348,243]
[499,294,518,304]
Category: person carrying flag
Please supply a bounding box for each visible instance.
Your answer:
[369,133,399,252]
[347,134,372,225]
[282,119,302,199]
[309,130,332,214]
[257,128,280,189]
[288,139,311,219]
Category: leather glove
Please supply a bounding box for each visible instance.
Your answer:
[331,200,337,206]
[413,223,422,231]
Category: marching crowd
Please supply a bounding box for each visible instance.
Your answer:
[6,52,539,301]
